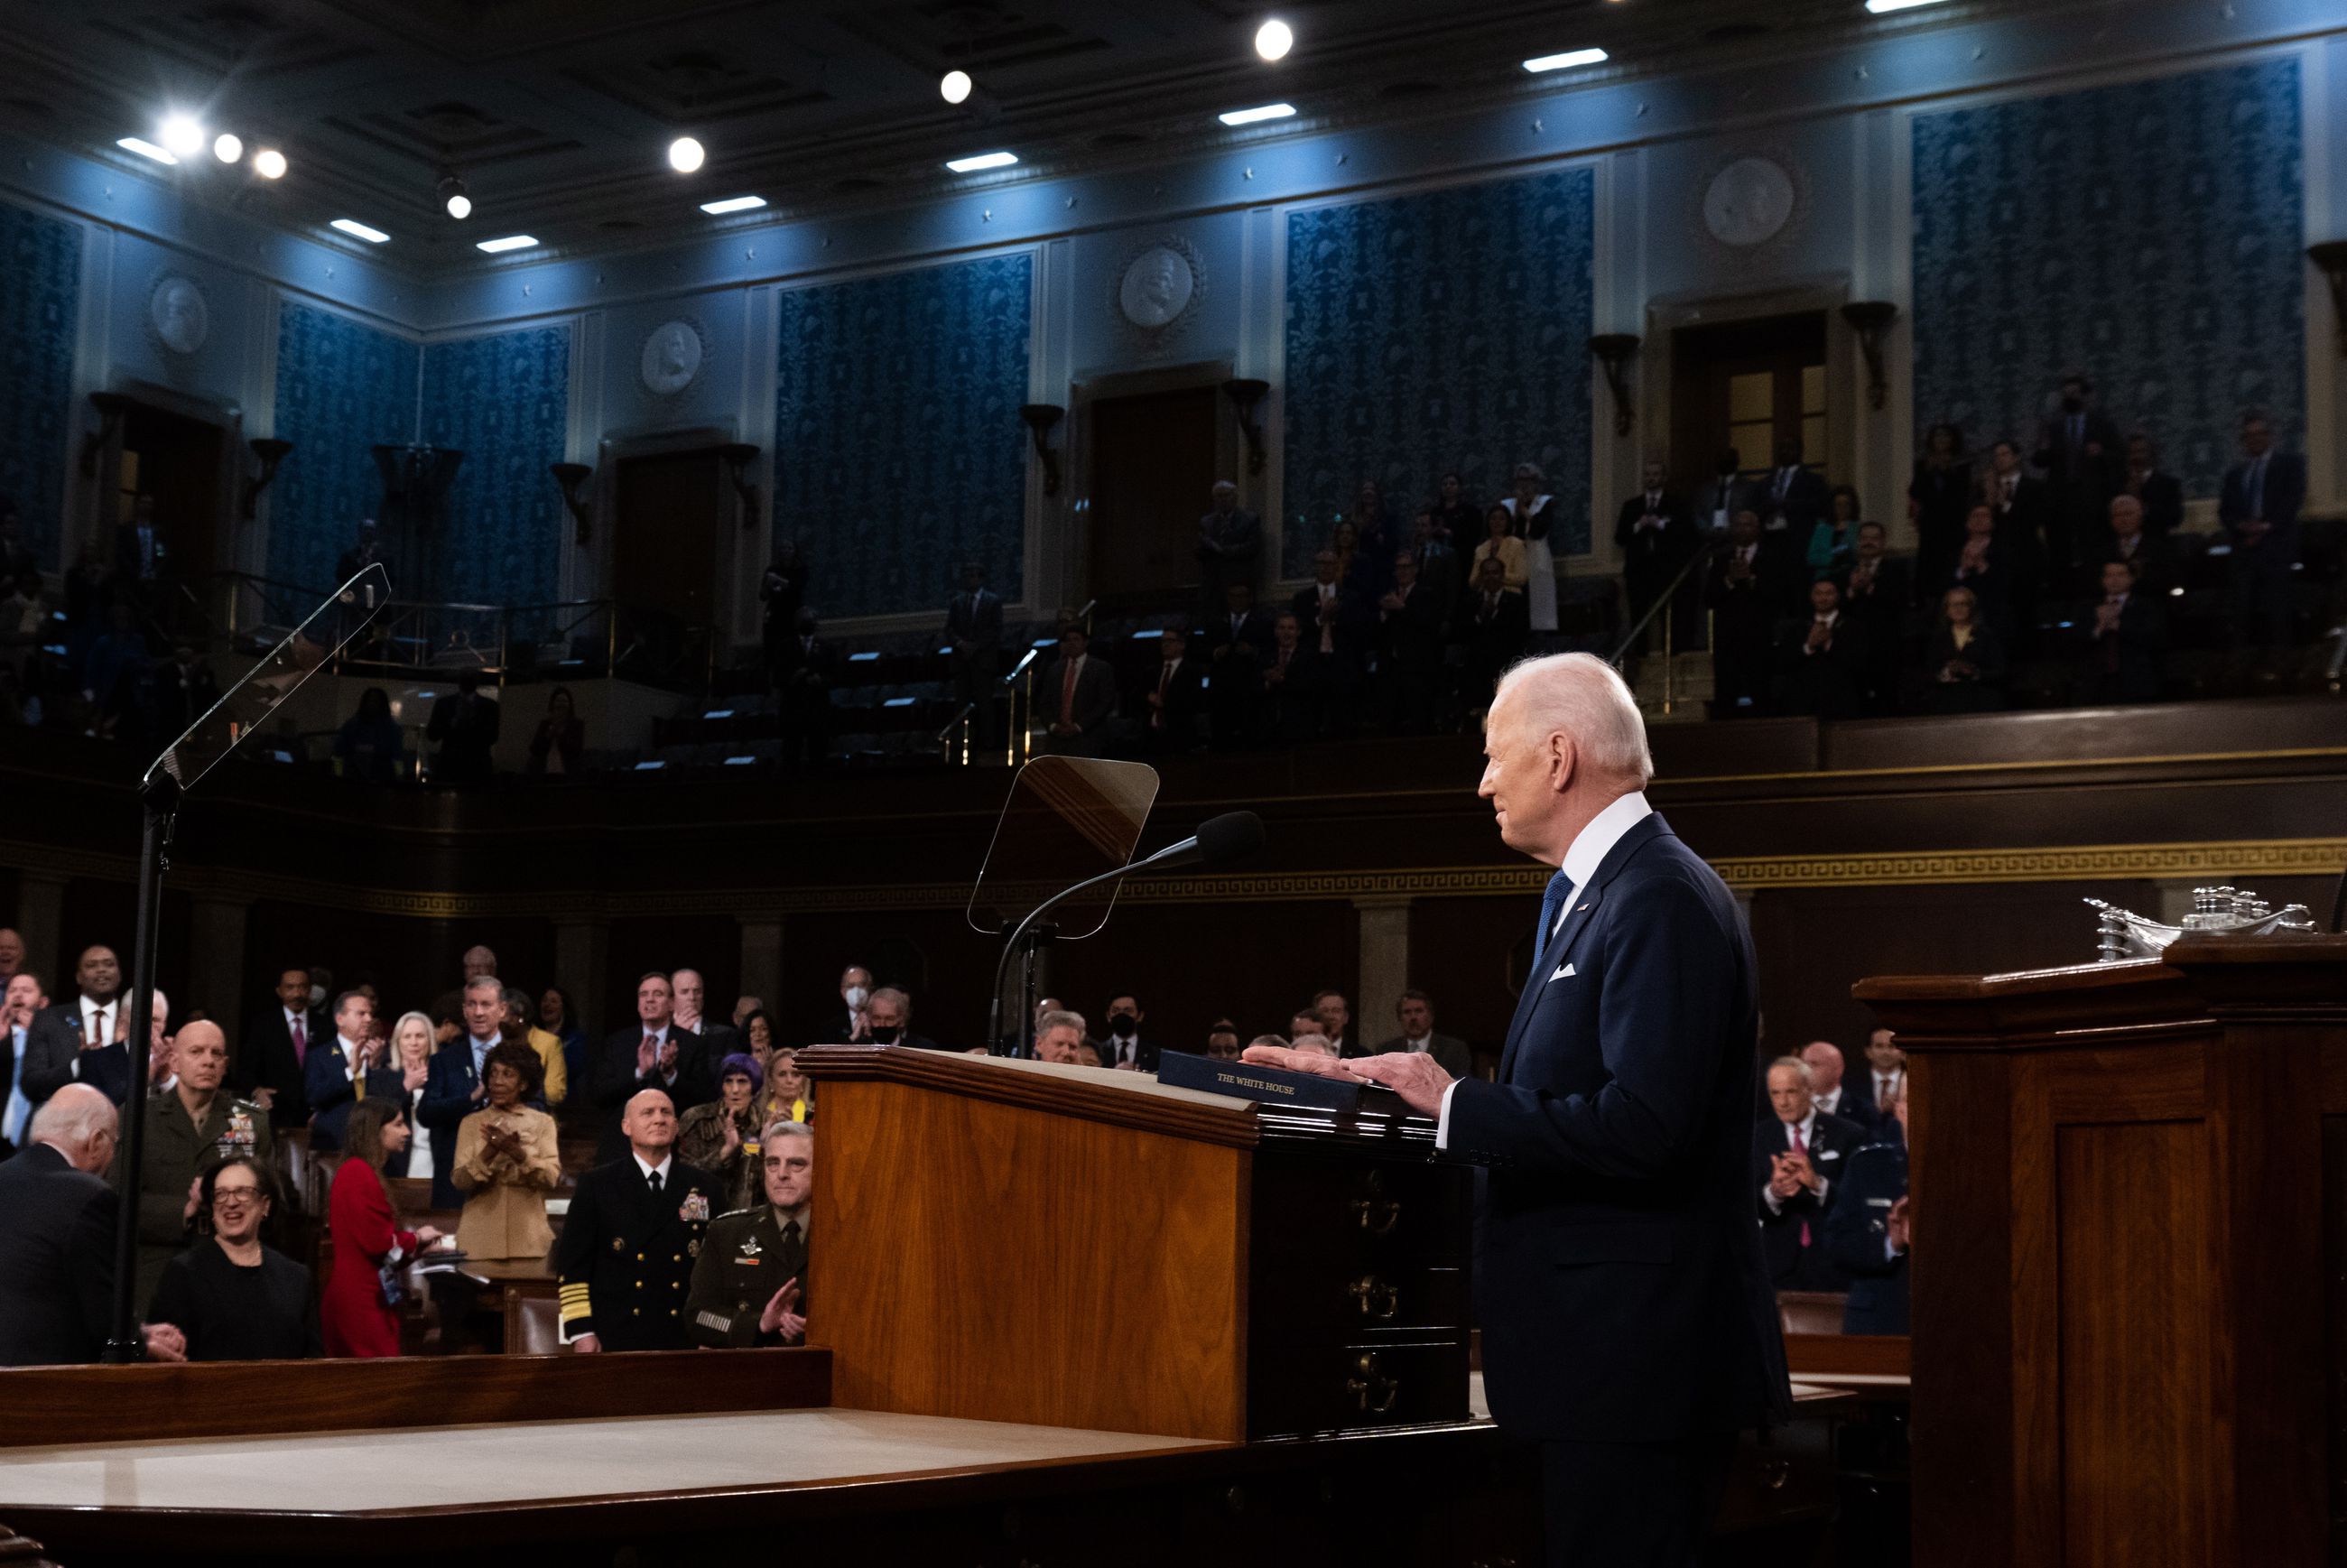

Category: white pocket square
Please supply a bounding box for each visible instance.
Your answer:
[1551,961,1577,981]
[1817,1148,1841,1161]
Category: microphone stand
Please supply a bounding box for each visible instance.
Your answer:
[104,771,178,1361]
[987,840,1199,1057]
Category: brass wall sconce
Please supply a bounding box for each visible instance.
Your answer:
[1019,404,1065,496]
[1587,335,1639,437]
[1840,302,1899,410]
[549,462,595,543]
[242,438,293,520]
[719,443,762,529]
[1221,378,1270,475]
[81,391,131,478]
[2310,242,2347,357]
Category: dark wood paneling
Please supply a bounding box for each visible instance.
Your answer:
[2055,1118,2213,1564]
[605,913,739,1034]
[1043,898,1356,1050]
[0,1346,830,1447]
[59,877,190,1014]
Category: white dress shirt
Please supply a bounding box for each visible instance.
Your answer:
[2,1023,31,1145]
[1814,1085,1844,1118]
[1436,791,1656,1146]
[632,1152,675,1188]
[1761,1108,1830,1211]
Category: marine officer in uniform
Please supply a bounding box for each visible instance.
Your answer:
[108,1020,273,1313]
[556,1087,718,1351]
[686,1119,812,1348]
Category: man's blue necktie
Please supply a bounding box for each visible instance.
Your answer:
[1538,870,1576,955]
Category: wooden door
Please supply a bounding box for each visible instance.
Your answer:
[613,450,727,625]
[118,402,227,585]
[1087,385,1218,609]
[1668,311,1828,492]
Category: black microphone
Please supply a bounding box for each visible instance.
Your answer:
[1127,811,1266,872]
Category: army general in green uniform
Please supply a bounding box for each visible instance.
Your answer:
[108,1021,274,1313]
[557,1088,719,1351]
[687,1119,812,1348]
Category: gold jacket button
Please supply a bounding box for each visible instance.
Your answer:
[631,1307,641,1316]
[635,1252,645,1261]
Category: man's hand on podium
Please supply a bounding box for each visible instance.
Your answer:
[1238,1045,1452,1117]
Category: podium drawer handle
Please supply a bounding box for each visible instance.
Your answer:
[1348,1351,1398,1415]
[1350,1197,1401,1235]
[1349,1275,1399,1321]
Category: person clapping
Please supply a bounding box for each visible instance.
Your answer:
[147,1155,320,1361]
[451,1042,561,1266]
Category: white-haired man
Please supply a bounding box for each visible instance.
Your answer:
[1248,652,1788,1564]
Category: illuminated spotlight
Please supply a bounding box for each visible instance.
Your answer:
[329,218,390,243]
[668,135,706,172]
[476,233,538,253]
[1522,47,1608,72]
[438,174,471,219]
[212,133,243,163]
[944,150,1017,172]
[1217,102,1296,125]
[1254,19,1294,60]
[159,113,206,158]
[253,148,287,179]
[940,69,972,105]
[700,194,767,214]
[1865,0,1949,10]
[118,136,177,165]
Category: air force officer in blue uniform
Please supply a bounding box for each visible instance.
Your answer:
[1249,653,1790,1564]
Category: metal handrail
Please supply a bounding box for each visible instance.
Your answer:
[1607,540,1720,669]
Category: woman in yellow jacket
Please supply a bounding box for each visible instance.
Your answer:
[451,1041,562,1264]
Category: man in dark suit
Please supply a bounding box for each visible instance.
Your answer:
[301,989,396,1152]
[1041,624,1118,756]
[1375,550,1447,734]
[1758,439,1828,540]
[944,561,1005,754]
[1205,582,1272,749]
[1835,1028,1906,1137]
[1257,611,1325,746]
[1985,438,2052,625]
[2083,559,2166,705]
[1194,480,1261,620]
[1755,1056,1868,1292]
[417,975,510,1205]
[2119,433,2185,538]
[1823,1079,1910,1336]
[1291,548,1368,737]
[237,965,322,1132]
[1364,988,1470,1078]
[2218,412,2307,654]
[1837,523,1908,715]
[424,670,500,786]
[113,492,169,599]
[2032,371,2124,575]
[592,971,712,1164]
[1134,625,1208,756]
[1248,653,1789,1562]
[1615,458,1693,653]
[21,944,132,1109]
[670,969,737,1059]
[1457,556,1530,713]
[0,1084,185,1365]
[1704,511,1799,718]
[1099,993,1158,1072]
[1690,449,1758,539]
[1777,579,1868,721]
[2094,494,2178,599]
[775,607,835,772]
[555,1087,719,1352]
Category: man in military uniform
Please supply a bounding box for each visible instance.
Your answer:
[1823,1076,1910,1336]
[107,1021,272,1313]
[687,1119,812,1348]
[557,1088,718,1351]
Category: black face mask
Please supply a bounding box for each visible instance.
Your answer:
[1109,1014,1138,1037]
[868,1025,902,1045]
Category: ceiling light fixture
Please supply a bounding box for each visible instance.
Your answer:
[1864,0,1949,10]
[476,233,538,253]
[158,114,206,159]
[700,194,768,214]
[940,69,973,105]
[668,135,706,173]
[1218,102,1296,125]
[437,173,471,219]
[118,136,177,166]
[1522,47,1609,72]
[1254,19,1294,61]
[253,148,287,179]
[212,133,243,164]
[329,218,390,244]
[945,150,1018,172]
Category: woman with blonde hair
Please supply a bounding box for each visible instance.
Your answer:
[386,1009,436,1179]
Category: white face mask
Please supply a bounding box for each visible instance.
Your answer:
[842,985,870,1011]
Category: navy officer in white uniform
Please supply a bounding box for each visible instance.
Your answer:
[1250,652,1789,1565]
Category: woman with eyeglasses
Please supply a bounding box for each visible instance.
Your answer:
[146,1155,320,1361]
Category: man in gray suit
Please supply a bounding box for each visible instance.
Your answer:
[945,561,1006,753]
[1363,988,1471,1078]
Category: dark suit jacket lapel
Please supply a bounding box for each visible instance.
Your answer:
[1498,814,1671,1085]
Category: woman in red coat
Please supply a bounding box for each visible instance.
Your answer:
[320,1097,442,1357]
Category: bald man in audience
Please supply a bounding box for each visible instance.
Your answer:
[0,1085,186,1364]
[1800,1041,1858,1124]
[112,1020,272,1312]
[558,1088,719,1353]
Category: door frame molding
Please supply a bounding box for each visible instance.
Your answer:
[98,377,245,580]
[600,424,736,627]
[1067,357,1237,611]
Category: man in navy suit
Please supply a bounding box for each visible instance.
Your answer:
[1824,1075,1910,1335]
[2217,411,2306,656]
[1248,653,1789,1564]
[1754,1056,1867,1292]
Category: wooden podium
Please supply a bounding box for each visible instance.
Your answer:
[1856,934,2347,1568]
[794,1046,1471,1443]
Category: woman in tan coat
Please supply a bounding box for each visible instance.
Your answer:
[451,1041,561,1264]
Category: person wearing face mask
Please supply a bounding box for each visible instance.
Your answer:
[1101,994,1156,1072]
[817,966,874,1046]
[862,987,937,1051]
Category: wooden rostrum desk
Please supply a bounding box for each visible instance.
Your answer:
[0,1047,1852,1566]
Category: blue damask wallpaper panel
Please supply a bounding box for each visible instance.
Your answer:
[269,301,418,590]
[774,253,1033,617]
[421,326,571,605]
[1912,59,2304,496]
[1283,167,1596,574]
[0,200,84,571]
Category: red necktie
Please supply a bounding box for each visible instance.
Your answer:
[1790,1124,1811,1246]
[1154,662,1174,728]
[1060,658,1079,725]
[290,1016,307,1065]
